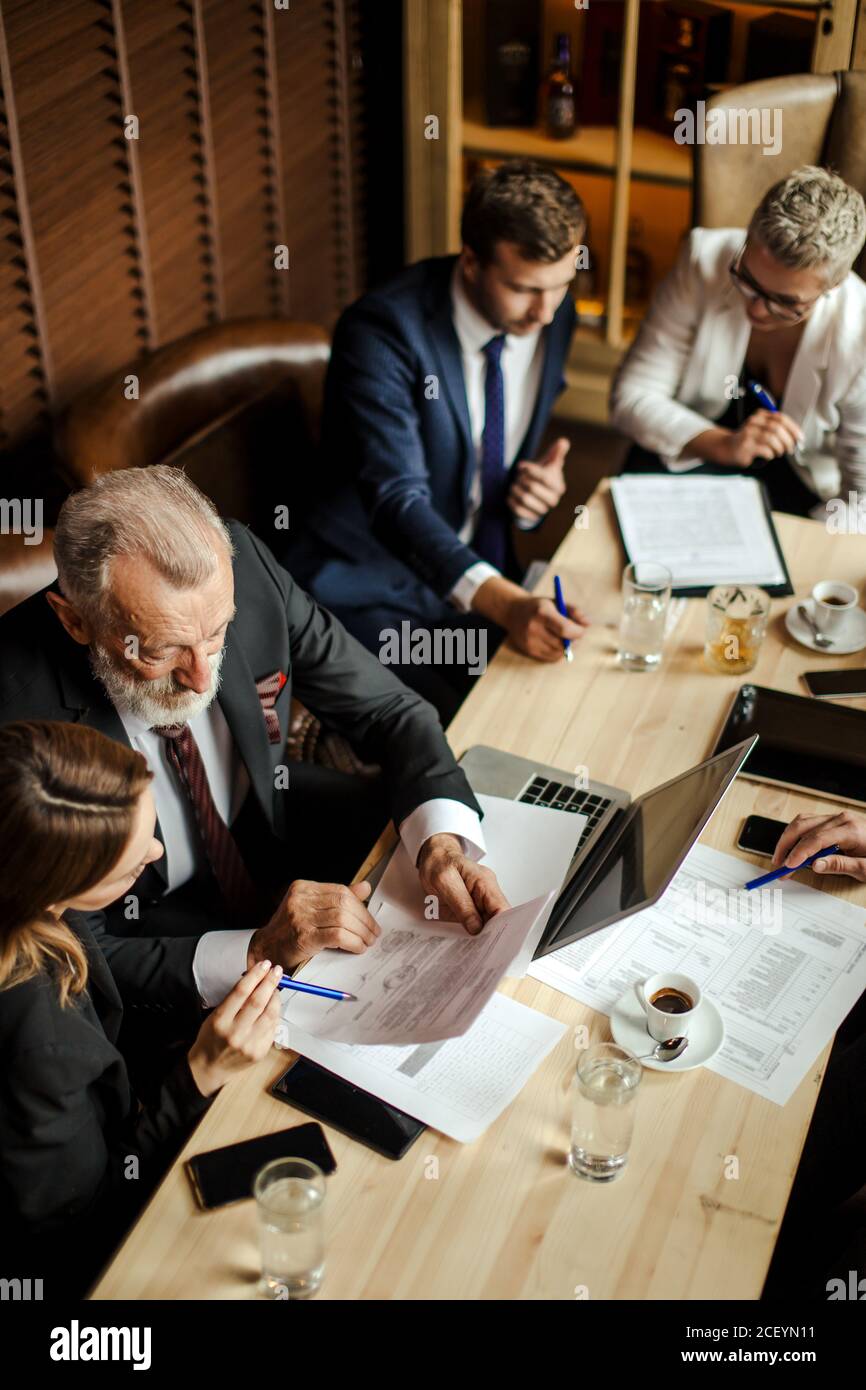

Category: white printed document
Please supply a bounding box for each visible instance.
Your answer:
[281,891,555,1045]
[275,992,567,1143]
[274,793,580,1140]
[280,793,583,1046]
[610,474,787,590]
[529,843,866,1105]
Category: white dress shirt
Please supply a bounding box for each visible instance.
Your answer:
[449,265,545,612]
[116,700,486,1006]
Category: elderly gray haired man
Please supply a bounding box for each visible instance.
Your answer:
[611,165,866,519]
[0,465,509,1012]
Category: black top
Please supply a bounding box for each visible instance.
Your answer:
[0,912,212,1297]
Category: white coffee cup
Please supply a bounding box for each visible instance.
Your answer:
[634,972,702,1043]
[811,580,858,637]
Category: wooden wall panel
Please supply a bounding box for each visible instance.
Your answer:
[203,0,281,320]
[0,8,51,450]
[274,0,357,326]
[2,0,147,408]
[121,0,220,341]
[0,0,366,456]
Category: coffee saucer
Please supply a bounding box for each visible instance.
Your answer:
[610,986,725,1072]
[785,598,866,655]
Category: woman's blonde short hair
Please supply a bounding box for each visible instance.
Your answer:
[748,165,866,287]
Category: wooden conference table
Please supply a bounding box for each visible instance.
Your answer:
[92,479,866,1301]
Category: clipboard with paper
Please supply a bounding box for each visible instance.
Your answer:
[610,474,794,598]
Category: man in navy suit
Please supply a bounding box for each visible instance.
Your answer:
[284,160,590,721]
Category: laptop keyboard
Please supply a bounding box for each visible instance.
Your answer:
[518,777,613,852]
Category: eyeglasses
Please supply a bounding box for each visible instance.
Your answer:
[728,244,819,324]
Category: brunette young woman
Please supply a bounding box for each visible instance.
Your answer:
[0,720,284,1297]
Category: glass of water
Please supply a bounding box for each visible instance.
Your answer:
[254,1157,326,1299]
[569,1042,641,1182]
[617,561,672,671]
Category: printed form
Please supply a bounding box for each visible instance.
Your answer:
[610,474,787,589]
[274,793,582,1140]
[529,843,866,1105]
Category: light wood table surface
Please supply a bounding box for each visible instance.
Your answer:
[92,480,866,1301]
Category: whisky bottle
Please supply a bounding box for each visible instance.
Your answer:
[544,33,577,139]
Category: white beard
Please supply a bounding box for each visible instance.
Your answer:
[90,644,225,729]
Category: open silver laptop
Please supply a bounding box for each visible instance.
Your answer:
[459,736,757,959]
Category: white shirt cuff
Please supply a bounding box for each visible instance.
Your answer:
[193,929,256,1008]
[399,798,487,867]
[449,561,500,613]
[664,452,701,472]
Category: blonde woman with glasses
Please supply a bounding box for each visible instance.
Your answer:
[610,166,866,517]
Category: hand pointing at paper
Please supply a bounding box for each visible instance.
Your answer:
[417,833,511,934]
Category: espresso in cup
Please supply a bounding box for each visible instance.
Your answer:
[649,986,694,1015]
[634,971,702,1043]
[812,580,858,637]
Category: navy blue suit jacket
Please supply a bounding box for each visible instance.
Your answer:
[285,255,576,624]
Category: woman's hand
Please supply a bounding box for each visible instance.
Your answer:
[772,810,866,882]
[716,410,803,465]
[685,413,803,468]
[187,958,284,1098]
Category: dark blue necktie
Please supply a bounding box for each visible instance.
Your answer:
[474,333,509,571]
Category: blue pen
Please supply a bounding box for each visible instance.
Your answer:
[553,574,573,663]
[278,976,357,1001]
[746,380,803,457]
[747,379,777,413]
[745,844,841,891]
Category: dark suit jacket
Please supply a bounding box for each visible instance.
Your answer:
[0,912,211,1297]
[283,255,576,625]
[0,521,480,948]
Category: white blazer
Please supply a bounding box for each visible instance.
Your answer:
[609,227,866,505]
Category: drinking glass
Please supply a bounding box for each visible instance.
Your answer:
[704,584,770,675]
[254,1157,326,1299]
[569,1042,641,1181]
[617,562,672,671]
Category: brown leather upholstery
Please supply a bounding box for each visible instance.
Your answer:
[0,319,329,615]
[693,71,866,279]
[56,318,330,488]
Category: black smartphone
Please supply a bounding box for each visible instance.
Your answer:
[187,1122,336,1210]
[801,669,866,700]
[737,814,788,859]
[271,1058,426,1161]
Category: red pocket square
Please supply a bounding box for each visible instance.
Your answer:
[255,670,287,744]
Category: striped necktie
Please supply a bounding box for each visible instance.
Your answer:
[154,722,256,919]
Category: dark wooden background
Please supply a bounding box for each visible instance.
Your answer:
[0,0,375,460]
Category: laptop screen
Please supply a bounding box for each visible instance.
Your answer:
[535,737,756,958]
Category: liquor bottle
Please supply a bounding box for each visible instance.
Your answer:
[543,33,577,139]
